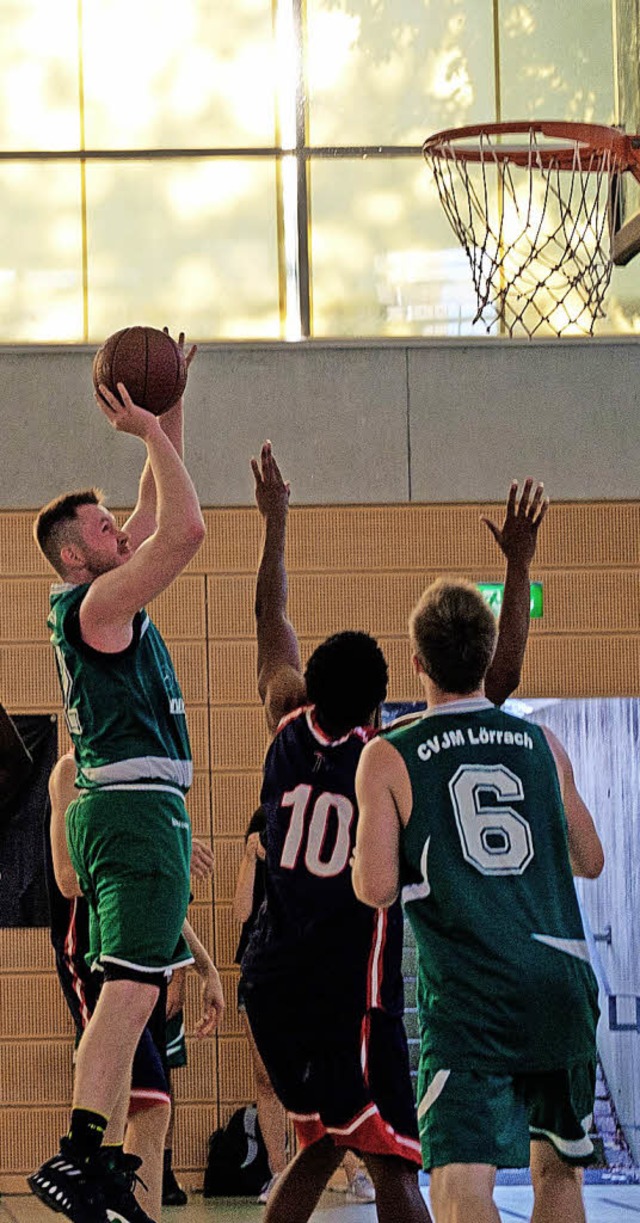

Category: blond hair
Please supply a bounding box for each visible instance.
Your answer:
[409,578,496,694]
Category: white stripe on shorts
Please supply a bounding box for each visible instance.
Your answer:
[100,953,195,974]
[417,1069,451,1121]
[529,1123,594,1160]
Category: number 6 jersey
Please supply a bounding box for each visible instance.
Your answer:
[386,697,598,1073]
[241,705,404,1018]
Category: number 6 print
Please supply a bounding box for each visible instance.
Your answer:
[448,764,534,876]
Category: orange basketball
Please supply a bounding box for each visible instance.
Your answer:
[92,326,187,416]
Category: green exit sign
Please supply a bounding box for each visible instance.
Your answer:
[477,582,543,619]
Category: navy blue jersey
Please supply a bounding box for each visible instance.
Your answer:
[242,707,404,1017]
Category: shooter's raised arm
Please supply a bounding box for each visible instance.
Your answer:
[122,330,197,552]
[79,381,205,651]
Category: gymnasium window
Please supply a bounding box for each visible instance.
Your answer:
[0,0,637,341]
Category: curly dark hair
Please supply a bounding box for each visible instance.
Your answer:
[304,631,388,737]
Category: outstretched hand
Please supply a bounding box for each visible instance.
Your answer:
[163,326,197,373]
[95,382,160,438]
[190,837,215,879]
[163,327,197,412]
[195,965,225,1038]
[481,478,549,568]
[251,440,290,519]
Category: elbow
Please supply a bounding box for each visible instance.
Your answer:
[58,874,82,900]
[485,669,519,707]
[176,516,206,558]
[353,867,397,910]
[573,846,605,880]
[189,517,206,548]
[356,885,397,909]
[584,848,605,880]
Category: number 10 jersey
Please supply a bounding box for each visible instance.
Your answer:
[242,705,404,1018]
[387,697,598,1074]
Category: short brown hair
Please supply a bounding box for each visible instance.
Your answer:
[34,488,104,576]
[409,578,497,695]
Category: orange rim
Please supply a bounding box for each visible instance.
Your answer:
[423,120,640,171]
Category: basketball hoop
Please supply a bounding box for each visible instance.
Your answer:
[422,121,640,337]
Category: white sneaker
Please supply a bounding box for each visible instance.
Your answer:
[258,1173,281,1205]
[346,1170,376,1202]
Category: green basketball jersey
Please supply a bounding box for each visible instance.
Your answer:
[49,582,192,794]
[386,697,598,1074]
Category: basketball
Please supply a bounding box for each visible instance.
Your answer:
[92,326,188,416]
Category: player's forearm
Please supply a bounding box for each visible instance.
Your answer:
[182,917,216,977]
[145,426,205,546]
[127,403,186,546]
[160,397,184,460]
[485,559,530,706]
[255,510,288,624]
[233,856,257,924]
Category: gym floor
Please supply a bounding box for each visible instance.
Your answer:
[2,1185,640,1222]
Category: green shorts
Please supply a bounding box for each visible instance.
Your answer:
[66,788,192,975]
[417,1060,596,1170]
[166,1010,187,1070]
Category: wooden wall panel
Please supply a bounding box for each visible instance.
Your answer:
[214,904,241,969]
[151,577,207,640]
[173,1103,219,1171]
[207,575,255,639]
[0,578,51,641]
[209,641,258,705]
[217,1036,256,1102]
[213,839,245,904]
[0,512,51,577]
[186,771,212,838]
[0,1040,73,1104]
[217,971,242,1036]
[188,905,214,955]
[210,708,270,771]
[0,1107,69,1175]
[3,499,640,1187]
[0,976,74,1038]
[521,635,640,698]
[172,1038,217,1103]
[0,928,54,972]
[212,772,263,837]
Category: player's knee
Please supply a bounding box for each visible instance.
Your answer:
[531,1141,582,1191]
[101,978,160,1028]
[129,1099,171,1146]
[429,1164,495,1217]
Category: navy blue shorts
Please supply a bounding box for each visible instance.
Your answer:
[56,946,170,1111]
[243,978,421,1165]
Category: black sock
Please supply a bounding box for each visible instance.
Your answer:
[100,1143,124,1170]
[66,1109,108,1163]
[163,1148,173,1176]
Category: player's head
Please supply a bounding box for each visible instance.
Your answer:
[34,489,131,580]
[409,578,496,695]
[304,631,388,737]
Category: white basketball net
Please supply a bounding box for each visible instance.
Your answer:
[424,129,623,338]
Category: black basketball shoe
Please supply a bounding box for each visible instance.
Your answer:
[97,1149,154,1223]
[27,1138,109,1222]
